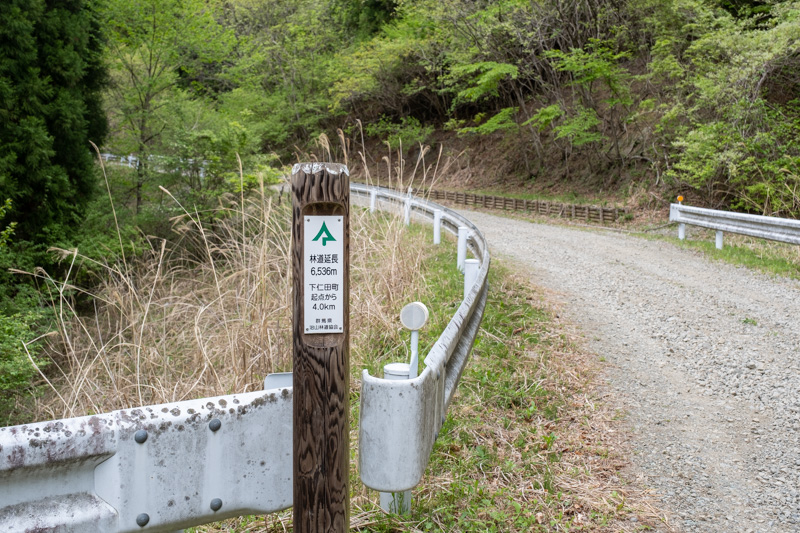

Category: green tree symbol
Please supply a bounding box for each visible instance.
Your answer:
[312,222,336,246]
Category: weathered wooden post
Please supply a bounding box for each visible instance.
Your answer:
[291,162,350,532]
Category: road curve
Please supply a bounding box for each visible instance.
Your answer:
[461,209,800,533]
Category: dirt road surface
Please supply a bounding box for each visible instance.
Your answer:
[463,209,800,533]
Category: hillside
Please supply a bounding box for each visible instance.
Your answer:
[95,0,800,216]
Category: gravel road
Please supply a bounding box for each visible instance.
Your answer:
[461,210,800,532]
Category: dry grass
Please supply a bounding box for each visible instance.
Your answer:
[22,154,428,422]
[25,188,292,420]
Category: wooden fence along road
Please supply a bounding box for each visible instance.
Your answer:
[424,190,629,224]
[360,186,630,224]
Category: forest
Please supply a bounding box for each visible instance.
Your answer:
[1,0,799,421]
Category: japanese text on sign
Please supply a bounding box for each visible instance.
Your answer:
[304,216,344,334]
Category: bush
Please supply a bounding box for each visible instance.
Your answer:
[365,115,434,151]
[0,311,45,425]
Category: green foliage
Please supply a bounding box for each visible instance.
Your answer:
[718,0,772,19]
[364,115,433,150]
[459,107,519,136]
[554,106,605,147]
[525,105,564,132]
[449,62,519,106]
[331,0,397,36]
[329,12,436,118]
[655,0,800,214]
[545,42,632,102]
[165,118,254,191]
[0,0,107,244]
[0,310,46,425]
[0,199,16,248]
[103,0,238,210]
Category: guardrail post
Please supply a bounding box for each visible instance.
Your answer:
[716,230,723,250]
[378,362,412,515]
[678,223,686,240]
[464,259,479,299]
[433,209,442,244]
[370,189,377,213]
[292,162,350,532]
[457,226,469,272]
[404,191,412,226]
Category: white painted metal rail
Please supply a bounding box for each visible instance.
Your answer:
[669,204,800,248]
[351,184,490,493]
[0,389,293,532]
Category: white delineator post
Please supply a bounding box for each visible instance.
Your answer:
[464,259,479,300]
[401,302,428,379]
[433,209,442,245]
[716,230,724,250]
[457,226,469,272]
[370,189,377,213]
[677,196,685,240]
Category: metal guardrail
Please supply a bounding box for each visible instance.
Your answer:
[0,182,489,530]
[99,153,208,178]
[0,389,293,532]
[669,203,800,248]
[352,184,490,493]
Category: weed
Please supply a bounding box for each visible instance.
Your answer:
[666,229,800,279]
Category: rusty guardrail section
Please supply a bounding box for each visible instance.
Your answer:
[0,389,293,531]
[351,184,490,492]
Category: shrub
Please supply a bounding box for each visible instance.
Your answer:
[365,115,434,151]
[0,311,45,425]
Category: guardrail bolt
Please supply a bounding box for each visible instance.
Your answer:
[136,513,150,527]
[134,430,148,444]
[209,418,222,432]
[210,498,223,512]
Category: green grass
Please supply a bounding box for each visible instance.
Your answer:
[658,229,800,280]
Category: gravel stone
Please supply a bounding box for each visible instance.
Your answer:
[462,210,800,532]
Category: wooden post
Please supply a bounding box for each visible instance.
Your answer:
[292,162,350,533]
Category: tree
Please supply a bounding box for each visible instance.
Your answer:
[0,0,107,244]
[103,0,233,212]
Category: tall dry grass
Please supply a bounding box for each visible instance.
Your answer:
[24,148,434,422]
[313,125,463,194]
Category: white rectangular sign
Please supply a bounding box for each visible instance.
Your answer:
[304,215,344,334]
